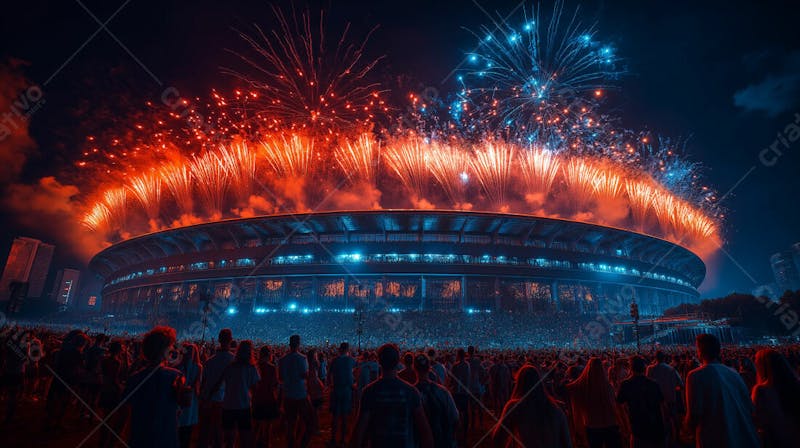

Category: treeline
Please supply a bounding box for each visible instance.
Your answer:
[664,290,800,336]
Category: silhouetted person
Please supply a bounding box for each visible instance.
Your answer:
[178,343,202,448]
[199,328,235,448]
[567,357,621,448]
[684,334,758,448]
[448,348,470,444]
[329,342,357,446]
[646,351,682,445]
[278,334,314,448]
[222,340,260,448]
[351,343,434,448]
[616,356,665,448]
[752,349,800,448]
[124,326,186,448]
[414,353,458,448]
[492,365,572,448]
[253,346,279,448]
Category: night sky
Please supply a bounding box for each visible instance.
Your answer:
[1,0,799,299]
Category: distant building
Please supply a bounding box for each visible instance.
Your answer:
[52,269,81,307]
[770,248,800,294]
[0,237,55,301]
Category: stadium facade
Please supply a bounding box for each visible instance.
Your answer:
[89,210,705,318]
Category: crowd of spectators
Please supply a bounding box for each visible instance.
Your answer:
[1,321,799,447]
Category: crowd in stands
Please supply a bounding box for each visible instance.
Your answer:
[13,310,606,349]
[1,322,799,448]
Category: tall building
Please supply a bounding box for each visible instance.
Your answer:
[0,237,55,301]
[770,249,800,294]
[27,242,54,297]
[52,268,80,306]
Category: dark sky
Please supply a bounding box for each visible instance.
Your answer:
[1,0,799,299]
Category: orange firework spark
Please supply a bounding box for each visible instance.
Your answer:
[591,167,622,198]
[471,141,515,207]
[127,172,162,220]
[82,202,111,232]
[191,151,230,214]
[161,162,194,214]
[518,147,560,194]
[102,187,127,227]
[219,143,258,202]
[335,133,380,185]
[563,158,599,202]
[651,189,677,235]
[79,132,720,255]
[427,142,470,207]
[383,136,431,199]
[260,134,314,178]
[625,179,655,229]
[223,7,386,134]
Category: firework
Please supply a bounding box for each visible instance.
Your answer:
[102,188,127,227]
[471,141,515,207]
[82,203,111,232]
[335,133,380,185]
[223,7,386,134]
[261,134,314,178]
[562,158,599,203]
[161,162,194,215]
[128,172,162,220]
[625,179,655,229]
[383,137,431,199]
[518,146,560,194]
[427,142,471,207]
[219,143,258,202]
[651,189,677,235]
[191,151,230,214]
[591,166,622,198]
[73,4,722,256]
[458,1,622,141]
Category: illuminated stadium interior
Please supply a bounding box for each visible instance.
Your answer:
[89,210,706,318]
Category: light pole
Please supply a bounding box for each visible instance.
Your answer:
[354,305,366,352]
[630,300,640,352]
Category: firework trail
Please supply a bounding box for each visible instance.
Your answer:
[82,202,111,232]
[223,7,386,134]
[161,162,194,215]
[335,133,380,185]
[384,137,431,200]
[102,188,127,228]
[128,172,162,221]
[427,142,471,207]
[625,179,655,230]
[261,134,315,178]
[219,143,258,202]
[471,141,516,207]
[191,151,230,214]
[591,166,622,199]
[518,146,560,194]
[562,158,599,207]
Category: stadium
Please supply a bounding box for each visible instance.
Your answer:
[89,210,705,320]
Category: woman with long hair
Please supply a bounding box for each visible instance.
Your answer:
[752,349,800,448]
[492,365,572,447]
[566,357,621,448]
[222,340,260,448]
[178,343,203,448]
